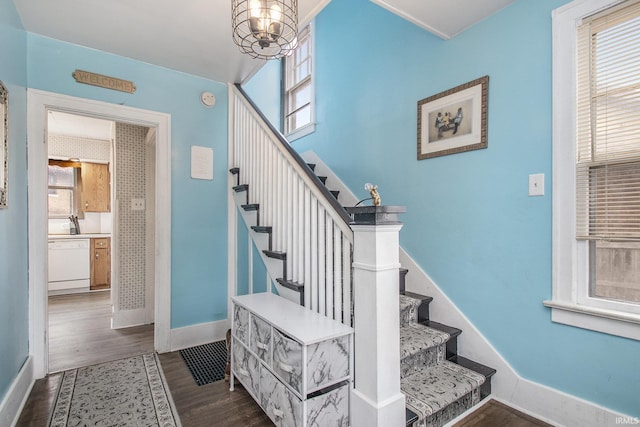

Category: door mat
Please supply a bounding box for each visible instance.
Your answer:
[179,340,228,386]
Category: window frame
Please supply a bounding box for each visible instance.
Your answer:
[546,0,640,341]
[282,22,315,141]
[47,162,80,219]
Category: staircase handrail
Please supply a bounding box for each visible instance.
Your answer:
[233,84,353,238]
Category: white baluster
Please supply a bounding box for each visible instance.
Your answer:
[310,196,318,313]
[343,239,352,326]
[303,188,311,308]
[318,205,326,316]
[325,215,334,318]
[334,224,342,322]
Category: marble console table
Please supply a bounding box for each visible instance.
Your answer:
[231,293,353,426]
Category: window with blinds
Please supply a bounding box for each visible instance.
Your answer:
[576,0,640,304]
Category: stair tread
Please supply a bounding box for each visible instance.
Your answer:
[402,291,433,305]
[229,167,240,174]
[242,203,259,211]
[420,320,462,338]
[251,226,272,233]
[307,163,316,171]
[449,355,497,379]
[233,184,248,192]
[263,250,286,260]
[401,361,485,420]
[400,323,449,360]
[276,278,304,291]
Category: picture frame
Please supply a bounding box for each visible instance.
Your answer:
[0,80,7,208]
[417,76,488,160]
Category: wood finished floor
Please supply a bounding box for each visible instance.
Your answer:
[48,291,154,373]
[17,291,272,427]
[452,399,553,427]
[18,293,550,427]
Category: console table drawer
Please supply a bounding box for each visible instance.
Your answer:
[307,335,350,392]
[250,313,272,364]
[273,328,303,395]
[233,304,250,346]
[260,366,302,427]
[232,339,260,398]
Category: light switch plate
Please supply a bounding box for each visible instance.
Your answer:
[132,198,145,211]
[529,173,544,196]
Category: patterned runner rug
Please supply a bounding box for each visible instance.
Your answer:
[48,353,181,427]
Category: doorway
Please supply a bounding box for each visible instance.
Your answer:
[27,89,172,379]
[45,111,157,372]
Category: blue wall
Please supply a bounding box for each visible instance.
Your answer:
[27,35,230,328]
[0,0,28,403]
[248,0,640,417]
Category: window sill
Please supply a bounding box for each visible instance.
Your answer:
[544,300,640,341]
[286,123,315,142]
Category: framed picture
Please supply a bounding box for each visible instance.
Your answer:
[0,80,7,208]
[417,76,488,160]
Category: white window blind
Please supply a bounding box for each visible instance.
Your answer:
[576,0,640,240]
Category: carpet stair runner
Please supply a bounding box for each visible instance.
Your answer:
[399,289,494,427]
[230,165,496,427]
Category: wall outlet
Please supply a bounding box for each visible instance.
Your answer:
[132,198,145,211]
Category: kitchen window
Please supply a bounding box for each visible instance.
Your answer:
[48,160,80,218]
[547,0,640,340]
[283,23,315,140]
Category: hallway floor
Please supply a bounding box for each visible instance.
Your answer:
[16,292,549,427]
[47,291,154,373]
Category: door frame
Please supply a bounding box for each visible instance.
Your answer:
[27,89,172,378]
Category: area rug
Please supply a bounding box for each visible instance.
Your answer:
[48,353,181,427]
[179,340,227,386]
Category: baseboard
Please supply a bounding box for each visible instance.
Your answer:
[169,319,229,352]
[399,249,632,425]
[506,378,631,426]
[0,356,34,427]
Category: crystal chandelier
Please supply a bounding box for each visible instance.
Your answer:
[232,0,298,60]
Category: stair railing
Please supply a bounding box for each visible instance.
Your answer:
[229,84,354,326]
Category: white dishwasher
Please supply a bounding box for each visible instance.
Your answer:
[48,239,91,294]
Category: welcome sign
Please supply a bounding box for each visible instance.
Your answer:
[72,70,136,94]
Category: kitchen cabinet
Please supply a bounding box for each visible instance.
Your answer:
[231,293,353,427]
[81,162,110,212]
[90,237,110,290]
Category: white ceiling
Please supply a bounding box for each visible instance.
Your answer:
[48,111,113,141]
[372,0,516,40]
[13,0,514,85]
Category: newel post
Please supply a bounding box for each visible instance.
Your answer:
[346,206,406,427]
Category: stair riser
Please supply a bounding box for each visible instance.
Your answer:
[412,389,481,427]
[401,345,445,378]
[400,304,419,326]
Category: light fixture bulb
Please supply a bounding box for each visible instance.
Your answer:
[249,0,262,18]
[270,3,282,22]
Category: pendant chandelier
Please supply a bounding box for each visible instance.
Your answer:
[232,0,298,60]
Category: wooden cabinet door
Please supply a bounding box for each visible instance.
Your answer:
[91,238,111,290]
[81,163,110,212]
